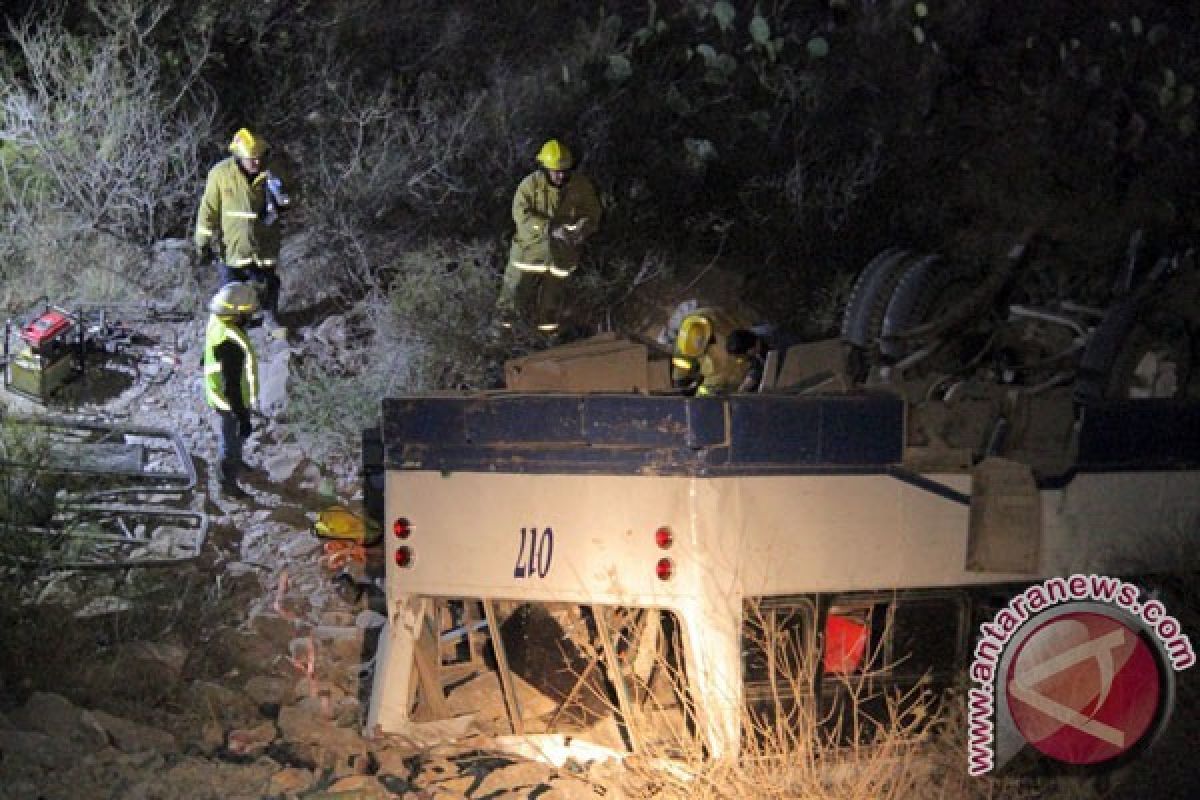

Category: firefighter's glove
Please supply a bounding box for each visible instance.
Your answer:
[238,412,253,438]
[196,241,215,264]
[552,219,585,246]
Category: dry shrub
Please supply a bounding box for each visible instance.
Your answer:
[0,1,214,243]
[385,237,506,390]
[614,604,951,800]
[288,234,506,463]
[0,0,215,307]
[287,291,408,462]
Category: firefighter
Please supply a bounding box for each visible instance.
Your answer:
[195,128,291,333]
[496,139,602,334]
[726,328,769,392]
[671,311,752,396]
[204,282,261,500]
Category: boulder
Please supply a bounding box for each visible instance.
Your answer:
[268,766,316,796]
[9,692,108,753]
[86,709,179,754]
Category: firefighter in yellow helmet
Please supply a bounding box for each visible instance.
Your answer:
[671,310,753,396]
[495,138,602,334]
[204,282,261,500]
[195,128,292,334]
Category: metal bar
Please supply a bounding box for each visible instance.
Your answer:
[482,598,524,735]
[1,415,196,494]
[593,606,641,753]
[12,506,207,570]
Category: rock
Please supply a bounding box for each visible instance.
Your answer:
[384,716,477,750]
[314,625,365,661]
[326,773,374,791]
[474,760,566,798]
[198,720,225,755]
[244,675,293,707]
[372,746,421,777]
[227,561,266,578]
[277,706,364,750]
[114,641,189,678]
[268,766,316,796]
[204,627,290,680]
[282,535,323,559]
[73,595,133,618]
[226,720,277,756]
[293,681,349,719]
[187,680,259,726]
[86,709,179,754]
[301,462,322,486]
[445,671,557,721]
[258,346,291,416]
[0,729,77,769]
[250,611,297,648]
[9,692,108,752]
[265,452,305,484]
[320,610,358,627]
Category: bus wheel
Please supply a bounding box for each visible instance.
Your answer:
[841,248,912,382]
[1076,301,1193,401]
[879,255,979,364]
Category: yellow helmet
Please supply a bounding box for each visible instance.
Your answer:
[536,139,574,170]
[675,313,713,358]
[229,128,268,160]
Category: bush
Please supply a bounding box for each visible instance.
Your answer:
[385,238,507,390]
[0,1,216,305]
[0,417,59,566]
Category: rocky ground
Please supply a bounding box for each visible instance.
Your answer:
[0,311,614,799]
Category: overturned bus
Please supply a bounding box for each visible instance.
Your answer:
[363,383,1200,766]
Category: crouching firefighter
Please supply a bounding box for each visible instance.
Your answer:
[204,283,261,500]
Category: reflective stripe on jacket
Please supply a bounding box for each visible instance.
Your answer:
[203,314,259,411]
[508,170,601,276]
[194,157,282,268]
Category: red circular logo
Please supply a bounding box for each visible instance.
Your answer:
[1006,611,1162,765]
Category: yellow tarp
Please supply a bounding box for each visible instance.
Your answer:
[313,505,381,545]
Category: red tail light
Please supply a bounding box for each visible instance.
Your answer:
[392,517,411,539]
[656,557,674,581]
[394,546,413,568]
[655,526,673,549]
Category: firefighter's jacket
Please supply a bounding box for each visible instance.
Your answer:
[203,314,259,414]
[195,157,282,268]
[670,310,752,396]
[508,170,601,278]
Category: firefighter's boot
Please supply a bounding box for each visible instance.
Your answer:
[217,460,250,500]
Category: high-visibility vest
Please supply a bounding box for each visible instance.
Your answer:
[203,314,259,411]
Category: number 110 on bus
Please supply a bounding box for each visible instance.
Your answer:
[513,527,554,579]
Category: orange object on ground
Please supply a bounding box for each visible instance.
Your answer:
[320,540,367,571]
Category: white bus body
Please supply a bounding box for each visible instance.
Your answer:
[365,391,1200,758]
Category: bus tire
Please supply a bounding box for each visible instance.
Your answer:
[879,255,977,362]
[841,248,912,382]
[841,248,912,349]
[1076,300,1192,402]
